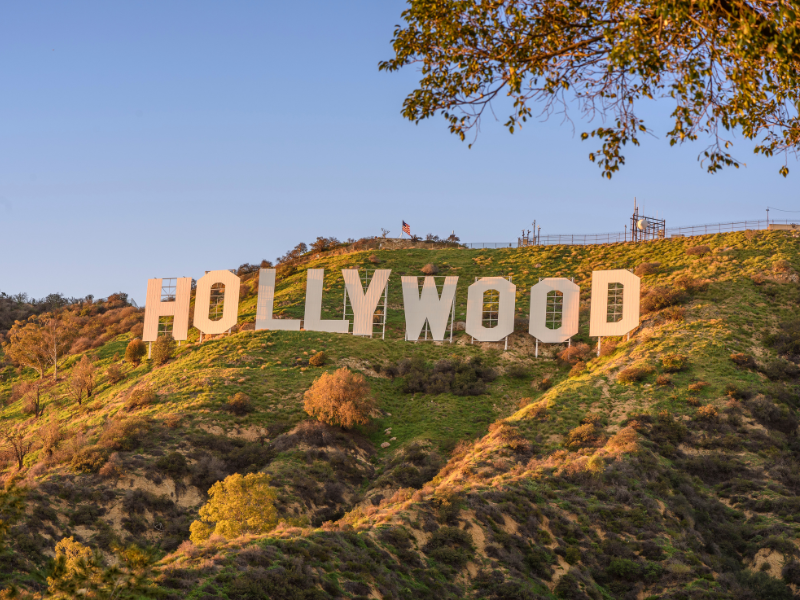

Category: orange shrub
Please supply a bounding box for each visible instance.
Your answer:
[303,368,375,429]
[696,405,718,420]
[421,263,439,275]
[557,343,591,365]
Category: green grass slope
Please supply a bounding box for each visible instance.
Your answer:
[1,229,800,599]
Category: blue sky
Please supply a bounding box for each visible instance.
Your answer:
[1,2,796,303]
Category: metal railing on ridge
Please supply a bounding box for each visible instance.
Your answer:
[463,219,798,249]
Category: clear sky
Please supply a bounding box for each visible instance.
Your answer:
[1,2,797,303]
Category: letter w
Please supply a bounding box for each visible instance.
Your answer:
[401,276,458,341]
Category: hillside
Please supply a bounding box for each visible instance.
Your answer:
[1,229,800,599]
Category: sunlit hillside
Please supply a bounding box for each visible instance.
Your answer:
[1,229,800,599]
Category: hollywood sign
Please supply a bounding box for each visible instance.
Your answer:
[143,268,640,347]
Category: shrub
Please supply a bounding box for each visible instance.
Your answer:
[396,356,496,396]
[71,447,109,473]
[761,358,800,381]
[731,353,757,369]
[662,306,686,322]
[151,335,175,366]
[746,397,799,434]
[226,392,252,416]
[782,560,800,586]
[634,262,660,277]
[773,259,792,273]
[106,363,124,384]
[368,254,381,264]
[98,417,149,451]
[505,363,529,379]
[599,339,619,357]
[423,526,474,568]
[125,384,155,411]
[557,343,591,365]
[656,374,672,386]
[766,319,800,358]
[303,368,375,429]
[686,245,711,256]
[688,381,708,391]
[189,473,278,543]
[421,263,439,275]
[309,351,327,367]
[641,286,685,313]
[535,376,553,391]
[661,353,687,372]
[125,338,147,366]
[617,364,653,384]
[569,361,586,377]
[156,452,190,479]
[674,274,708,293]
[565,423,599,449]
[696,405,718,420]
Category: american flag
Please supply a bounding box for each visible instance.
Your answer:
[402,221,410,236]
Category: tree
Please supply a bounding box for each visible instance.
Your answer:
[380,0,800,178]
[151,335,175,366]
[189,473,278,543]
[2,313,74,380]
[67,356,96,406]
[303,367,375,429]
[0,425,35,470]
[125,338,147,366]
[3,319,50,379]
[19,380,47,419]
[46,537,155,599]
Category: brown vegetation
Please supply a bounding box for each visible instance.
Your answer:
[617,364,654,384]
[303,368,375,429]
[686,245,711,256]
[634,262,660,276]
[557,343,591,365]
[421,263,439,275]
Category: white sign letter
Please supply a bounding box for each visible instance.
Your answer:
[529,278,580,343]
[401,276,458,341]
[194,270,241,335]
[255,269,301,331]
[343,269,391,336]
[589,270,640,337]
[143,278,192,342]
[304,269,349,333]
[465,277,516,342]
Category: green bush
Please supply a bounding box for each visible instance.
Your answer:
[227,392,253,416]
[156,452,190,479]
[661,353,687,373]
[151,335,175,366]
[506,363,530,379]
[309,351,327,367]
[124,338,147,366]
[423,526,474,568]
[71,447,109,474]
[397,356,496,396]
